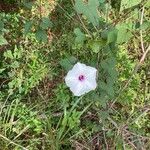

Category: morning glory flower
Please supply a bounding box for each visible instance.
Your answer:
[65,62,97,96]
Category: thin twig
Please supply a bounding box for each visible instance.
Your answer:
[72,140,89,150]
[102,127,109,150]
[140,45,150,63]
[13,125,30,141]
[107,117,118,129]
[140,7,145,53]
[125,137,137,150]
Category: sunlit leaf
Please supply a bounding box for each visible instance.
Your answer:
[4,50,13,59]
[0,35,8,46]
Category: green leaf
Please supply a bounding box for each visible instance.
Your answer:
[23,2,34,9]
[75,0,100,26]
[24,21,33,36]
[99,81,107,91]
[60,56,77,71]
[0,20,4,30]
[11,61,20,69]
[99,81,115,98]
[35,30,47,43]
[101,28,118,44]
[40,17,52,30]
[90,41,100,53]
[120,0,141,11]
[4,50,13,59]
[107,28,118,44]
[89,40,106,53]
[0,35,8,46]
[101,57,117,74]
[0,68,5,73]
[116,23,133,44]
[74,28,85,44]
[140,21,150,30]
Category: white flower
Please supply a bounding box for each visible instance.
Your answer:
[65,62,97,96]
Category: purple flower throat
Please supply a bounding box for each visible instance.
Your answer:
[78,75,85,81]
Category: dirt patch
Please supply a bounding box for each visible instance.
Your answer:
[0,2,19,12]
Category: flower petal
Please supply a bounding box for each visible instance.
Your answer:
[65,77,78,88]
[86,78,97,90]
[70,82,85,96]
[72,80,96,96]
[84,66,97,78]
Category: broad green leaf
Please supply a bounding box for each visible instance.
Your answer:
[40,17,52,30]
[23,2,34,9]
[89,40,106,53]
[101,57,117,74]
[75,0,100,26]
[90,41,100,53]
[120,0,141,11]
[100,57,117,98]
[101,28,118,44]
[0,35,8,46]
[107,28,118,44]
[35,30,47,43]
[99,81,107,91]
[60,56,77,71]
[24,21,33,35]
[100,81,115,98]
[74,28,85,44]
[116,23,133,44]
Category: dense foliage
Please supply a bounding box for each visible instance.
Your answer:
[0,0,150,149]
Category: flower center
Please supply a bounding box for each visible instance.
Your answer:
[78,75,85,81]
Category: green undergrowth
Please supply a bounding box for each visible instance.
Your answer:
[0,0,150,149]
